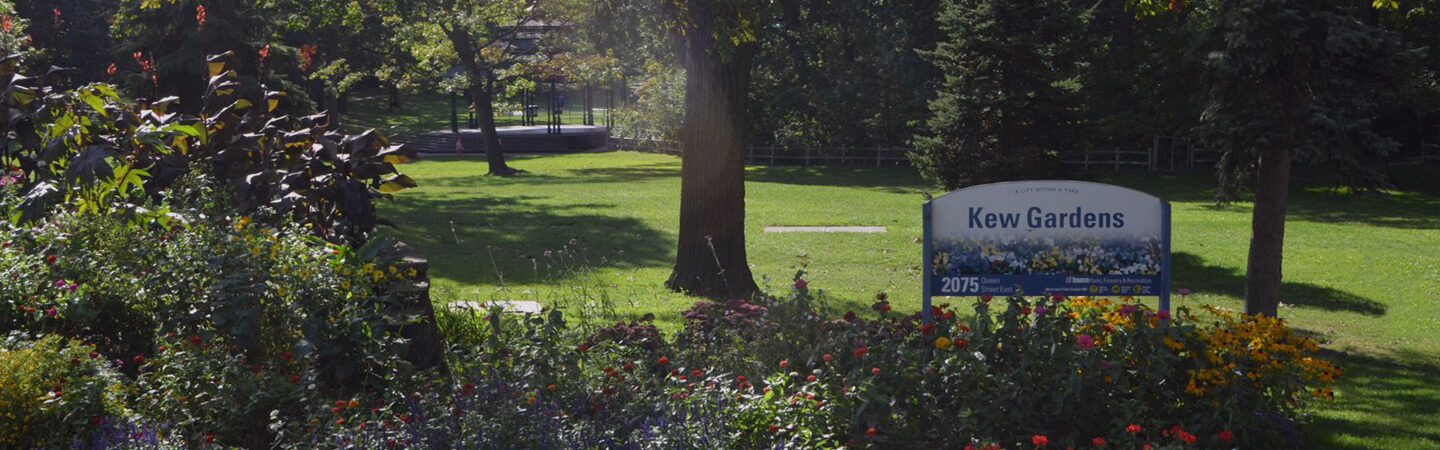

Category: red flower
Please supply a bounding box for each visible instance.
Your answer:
[1219,430,1234,442]
[90,415,102,425]
[291,374,300,383]
[736,375,747,383]
[1052,294,1064,302]
[807,375,817,382]
[132,355,144,364]
[623,363,635,372]
[206,434,214,443]
[191,335,202,345]
[281,351,294,361]
[1126,423,1142,434]
[45,254,57,264]
[1157,310,1171,320]
[823,354,833,362]
[980,294,993,302]
[768,425,780,433]
[853,346,868,357]
[1092,437,1105,446]
[195,4,206,26]
[794,279,808,290]
[106,63,116,77]
[779,359,790,368]
[866,427,878,436]
[157,345,167,353]
[691,369,702,377]
[578,343,589,353]
[1032,435,1048,447]
[870,367,881,375]
[330,406,342,414]
[335,418,345,425]
[920,323,935,334]
[89,351,98,359]
[657,357,669,365]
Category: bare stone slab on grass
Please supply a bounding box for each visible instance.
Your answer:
[447,301,544,315]
[764,226,887,233]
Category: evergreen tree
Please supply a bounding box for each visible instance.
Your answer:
[912,0,1086,189]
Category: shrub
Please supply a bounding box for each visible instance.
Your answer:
[0,334,126,448]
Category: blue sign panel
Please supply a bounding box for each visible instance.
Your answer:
[923,181,1171,323]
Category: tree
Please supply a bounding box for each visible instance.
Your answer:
[662,0,765,298]
[406,0,570,176]
[111,0,310,114]
[1201,0,1414,316]
[911,0,1086,189]
[747,0,943,148]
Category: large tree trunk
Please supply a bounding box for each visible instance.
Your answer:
[1244,148,1291,317]
[444,25,517,176]
[666,3,759,298]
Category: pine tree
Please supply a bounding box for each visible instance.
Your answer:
[912,0,1086,189]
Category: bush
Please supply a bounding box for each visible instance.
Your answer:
[255,284,1338,449]
[0,334,126,448]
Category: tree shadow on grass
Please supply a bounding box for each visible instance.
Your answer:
[1306,348,1440,448]
[1172,252,1386,316]
[376,194,673,287]
[1095,168,1439,230]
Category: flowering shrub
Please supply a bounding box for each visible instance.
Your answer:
[0,334,125,448]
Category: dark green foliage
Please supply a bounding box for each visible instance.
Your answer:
[746,0,942,148]
[1202,0,1416,199]
[12,0,116,83]
[911,0,1085,189]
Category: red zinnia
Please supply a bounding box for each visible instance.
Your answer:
[866,427,877,436]
[45,254,57,264]
[768,425,780,433]
[1032,435,1048,447]
[1219,430,1234,442]
[853,346,868,357]
[1092,437,1105,446]
[823,354,833,361]
[657,357,669,365]
[807,375,817,382]
[779,359,789,368]
[1126,423,1142,434]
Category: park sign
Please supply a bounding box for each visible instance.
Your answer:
[922,181,1171,323]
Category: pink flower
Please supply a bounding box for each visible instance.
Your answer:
[1076,334,1095,350]
[46,307,57,318]
[794,279,807,290]
[1178,288,1192,296]
[1156,310,1171,321]
[1035,306,1048,316]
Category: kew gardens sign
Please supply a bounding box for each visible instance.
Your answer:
[922,181,1172,323]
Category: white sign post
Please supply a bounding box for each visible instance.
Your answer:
[922,181,1171,323]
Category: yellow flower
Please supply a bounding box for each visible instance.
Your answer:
[935,337,952,350]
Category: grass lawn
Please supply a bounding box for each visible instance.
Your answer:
[377,151,1440,449]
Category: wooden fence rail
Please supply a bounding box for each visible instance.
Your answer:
[609,136,1234,172]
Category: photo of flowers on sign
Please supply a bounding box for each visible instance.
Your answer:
[924,181,1170,298]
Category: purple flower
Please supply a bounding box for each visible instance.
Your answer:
[1178,288,1192,296]
[46,307,57,318]
[1157,310,1171,320]
[1118,304,1137,316]
[1076,334,1095,350]
[1035,306,1048,316]
[55,278,67,288]
[794,279,808,290]
[68,283,78,292]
